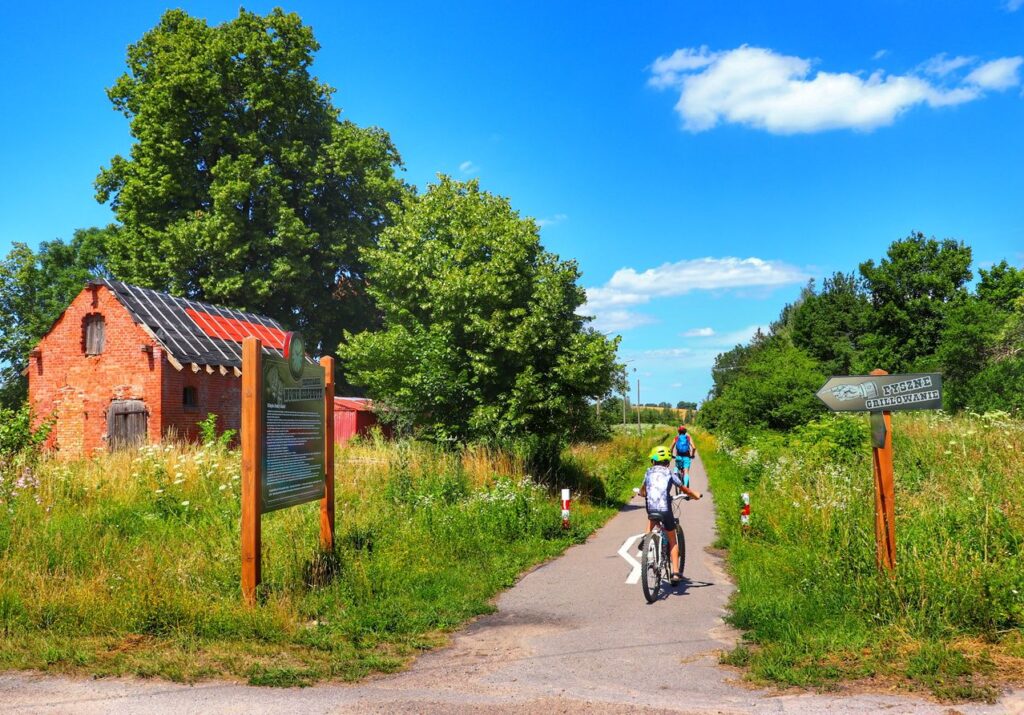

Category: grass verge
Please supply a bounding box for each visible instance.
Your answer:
[698,412,1024,703]
[0,432,647,684]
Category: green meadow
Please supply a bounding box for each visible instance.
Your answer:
[0,433,646,685]
[700,413,1024,702]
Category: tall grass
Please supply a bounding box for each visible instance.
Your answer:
[0,432,646,685]
[701,412,1024,701]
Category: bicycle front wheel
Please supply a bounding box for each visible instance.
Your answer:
[640,533,661,603]
[675,526,686,577]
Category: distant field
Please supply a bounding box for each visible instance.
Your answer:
[700,412,1024,702]
[0,433,646,685]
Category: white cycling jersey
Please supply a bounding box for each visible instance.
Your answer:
[643,464,682,513]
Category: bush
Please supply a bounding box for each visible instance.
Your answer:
[198,412,236,448]
[700,338,826,442]
[0,404,50,457]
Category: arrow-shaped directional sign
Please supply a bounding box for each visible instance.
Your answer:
[816,373,943,412]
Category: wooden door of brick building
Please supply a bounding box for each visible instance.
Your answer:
[108,400,148,450]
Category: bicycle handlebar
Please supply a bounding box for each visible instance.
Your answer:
[632,487,701,501]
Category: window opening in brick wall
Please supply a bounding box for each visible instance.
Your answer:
[84,314,105,355]
[183,386,198,411]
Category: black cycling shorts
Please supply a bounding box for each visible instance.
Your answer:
[647,509,678,531]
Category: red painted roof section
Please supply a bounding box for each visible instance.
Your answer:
[186,309,287,350]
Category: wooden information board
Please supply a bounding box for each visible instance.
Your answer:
[241,335,335,604]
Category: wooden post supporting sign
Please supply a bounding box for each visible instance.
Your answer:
[869,369,896,573]
[816,368,944,575]
[319,356,335,551]
[241,337,263,605]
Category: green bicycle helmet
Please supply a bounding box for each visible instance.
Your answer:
[648,445,671,464]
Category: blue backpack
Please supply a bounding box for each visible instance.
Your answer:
[675,434,692,458]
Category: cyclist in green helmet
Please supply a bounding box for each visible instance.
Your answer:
[636,445,702,584]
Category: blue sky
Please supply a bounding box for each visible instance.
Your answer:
[2,1,1022,405]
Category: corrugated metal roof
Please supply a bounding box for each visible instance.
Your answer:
[92,278,291,371]
[334,397,374,412]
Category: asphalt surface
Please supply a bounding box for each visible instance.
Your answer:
[3,456,1023,713]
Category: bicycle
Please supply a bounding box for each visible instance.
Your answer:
[633,491,686,603]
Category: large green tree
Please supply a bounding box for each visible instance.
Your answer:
[0,228,112,406]
[338,177,621,460]
[858,233,972,372]
[791,272,870,375]
[977,260,1024,313]
[95,8,407,357]
[699,336,826,436]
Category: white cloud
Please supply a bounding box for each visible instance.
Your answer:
[648,46,718,89]
[631,346,723,369]
[873,49,889,61]
[965,57,1023,90]
[583,256,807,312]
[589,309,657,334]
[536,213,568,228]
[626,324,768,371]
[1007,0,1023,11]
[458,160,478,175]
[682,327,715,337]
[648,45,1021,134]
[920,53,976,77]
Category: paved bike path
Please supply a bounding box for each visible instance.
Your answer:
[3,456,1020,713]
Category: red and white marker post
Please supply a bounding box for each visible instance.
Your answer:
[561,488,571,530]
[740,492,751,531]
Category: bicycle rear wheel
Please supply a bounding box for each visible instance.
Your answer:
[640,533,661,603]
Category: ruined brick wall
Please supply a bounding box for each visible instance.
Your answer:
[28,285,162,458]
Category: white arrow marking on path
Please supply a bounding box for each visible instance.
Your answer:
[618,533,645,584]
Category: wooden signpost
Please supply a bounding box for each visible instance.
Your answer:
[241,334,334,605]
[816,370,943,573]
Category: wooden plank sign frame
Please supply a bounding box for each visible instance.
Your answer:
[241,336,335,605]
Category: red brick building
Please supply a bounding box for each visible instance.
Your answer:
[29,279,294,457]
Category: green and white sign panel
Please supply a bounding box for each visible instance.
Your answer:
[260,332,325,512]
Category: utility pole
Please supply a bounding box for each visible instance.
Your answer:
[636,376,641,435]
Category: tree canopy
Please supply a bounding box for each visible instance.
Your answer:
[0,228,113,406]
[857,233,972,372]
[338,177,621,460]
[701,232,1024,440]
[95,8,407,359]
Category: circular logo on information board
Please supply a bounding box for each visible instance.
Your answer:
[284,331,305,381]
